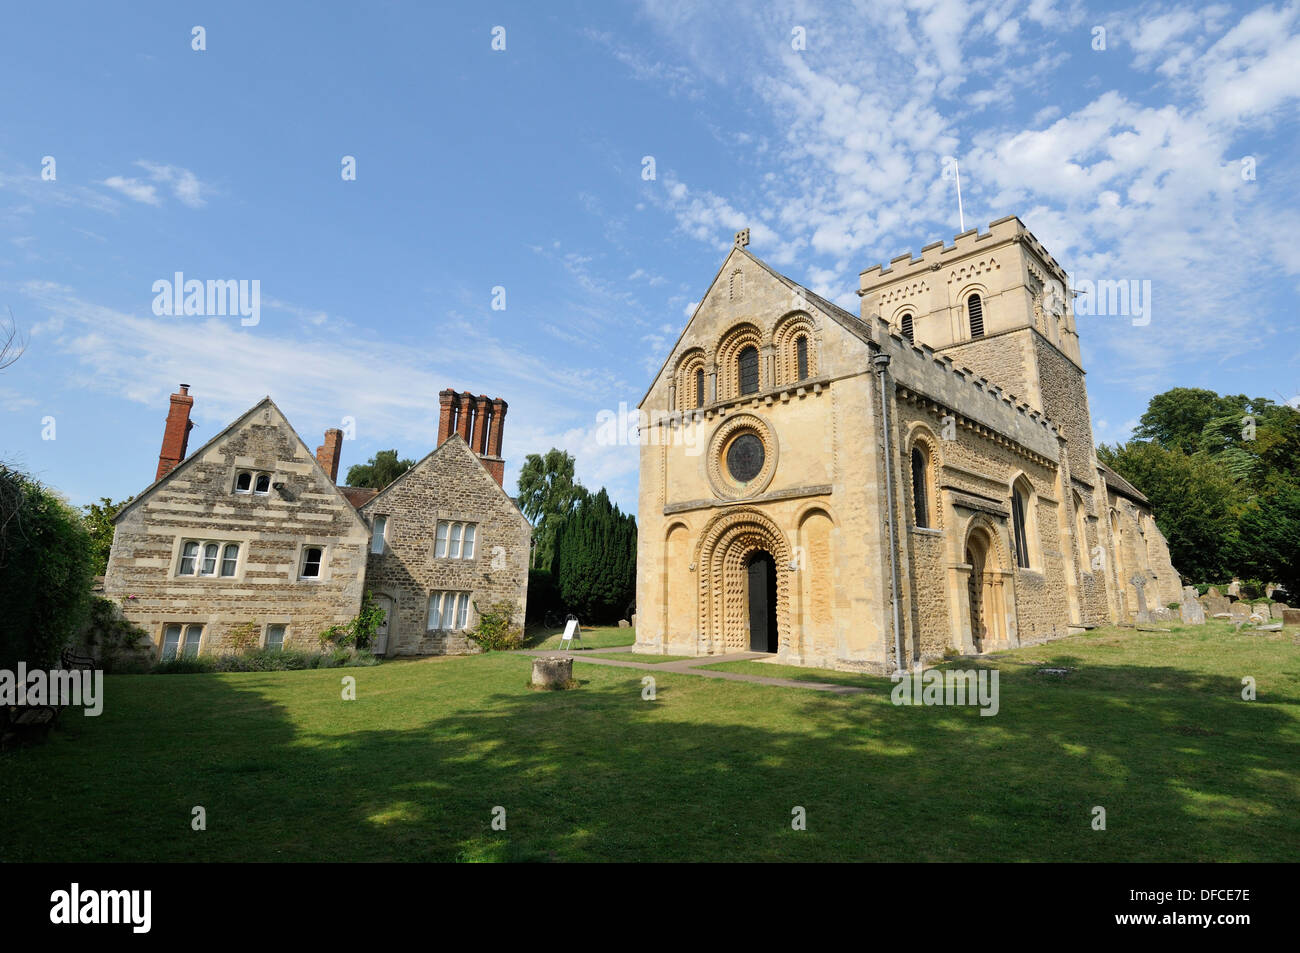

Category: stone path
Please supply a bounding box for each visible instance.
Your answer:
[518,646,868,695]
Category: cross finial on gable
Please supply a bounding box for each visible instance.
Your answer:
[734,227,750,248]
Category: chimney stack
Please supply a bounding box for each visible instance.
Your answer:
[316,428,343,483]
[156,384,195,481]
[437,387,508,487]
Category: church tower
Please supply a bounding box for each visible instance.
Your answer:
[859,216,1110,624]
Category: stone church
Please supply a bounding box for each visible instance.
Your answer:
[103,386,529,659]
[635,216,1179,672]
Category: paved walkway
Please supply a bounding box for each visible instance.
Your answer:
[518,645,868,695]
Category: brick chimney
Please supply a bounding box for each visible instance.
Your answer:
[156,384,195,481]
[316,428,343,483]
[437,387,508,486]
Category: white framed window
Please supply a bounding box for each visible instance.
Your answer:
[235,471,253,493]
[264,624,286,652]
[427,591,472,631]
[254,473,272,494]
[435,520,479,560]
[371,516,388,554]
[300,546,324,579]
[177,539,241,577]
[161,623,204,660]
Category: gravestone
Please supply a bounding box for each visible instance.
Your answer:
[1282,608,1300,627]
[1229,601,1252,621]
[617,619,630,628]
[1228,578,1242,598]
[1271,603,1290,620]
[1131,575,1150,624]
[1150,606,1175,623]
[1203,594,1230,616]
[1206,586,1221,598]
[1252,604,1271,623]
[1180,587,1206,625]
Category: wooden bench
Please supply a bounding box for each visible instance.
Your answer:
[0,648,94,749]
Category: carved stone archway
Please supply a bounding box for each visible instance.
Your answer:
[694,508,793,654]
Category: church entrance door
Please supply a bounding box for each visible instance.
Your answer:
[746,551,778,653]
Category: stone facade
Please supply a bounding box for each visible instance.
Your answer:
[358,435,531,656]
[104,388,530,660]
[104,398,371,655]
[636,217,1182,672]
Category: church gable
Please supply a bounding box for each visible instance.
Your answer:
[641,246,873,413]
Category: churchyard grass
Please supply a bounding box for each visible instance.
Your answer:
[586,652,696,663]
[3,620,1295,862]
[525,624,636,651]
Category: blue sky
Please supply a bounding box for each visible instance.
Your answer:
[3,0,1298,516]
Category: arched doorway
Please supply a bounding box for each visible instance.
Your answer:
[961,521,1013,652]
[694,508,792,654]
[745,551,778,653]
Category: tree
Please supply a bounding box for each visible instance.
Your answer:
[1097,441,1240,583]
[0,466,94,670]
[1132,387,1243,455]
[82,496,134,575]
[516,448,587,569]
[1101,386,1300,594]
[345,449,414,490]
[1,307,25,371]
[551,488,636,623]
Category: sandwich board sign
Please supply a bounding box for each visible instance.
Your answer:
[559,616,581,649]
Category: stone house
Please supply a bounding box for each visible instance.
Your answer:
[103,386,528,660]
[357,394,532,657]
[635,217,1180,672]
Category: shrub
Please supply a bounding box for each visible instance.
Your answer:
[466,600,524,652]
[82,596,149,673]
[319,593,387,650]
[0,466,94,670]
[227,621,261,654]
[152,656,216,675]
[154,647,380,674]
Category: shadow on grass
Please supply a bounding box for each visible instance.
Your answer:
[4,652,1297,862]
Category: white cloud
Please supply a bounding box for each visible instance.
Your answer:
[102,175,160,206]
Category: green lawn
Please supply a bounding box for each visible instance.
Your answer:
[525,624,636,651]
[3,620,1297,862]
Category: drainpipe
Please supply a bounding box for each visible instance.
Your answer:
[873,353,906,674]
